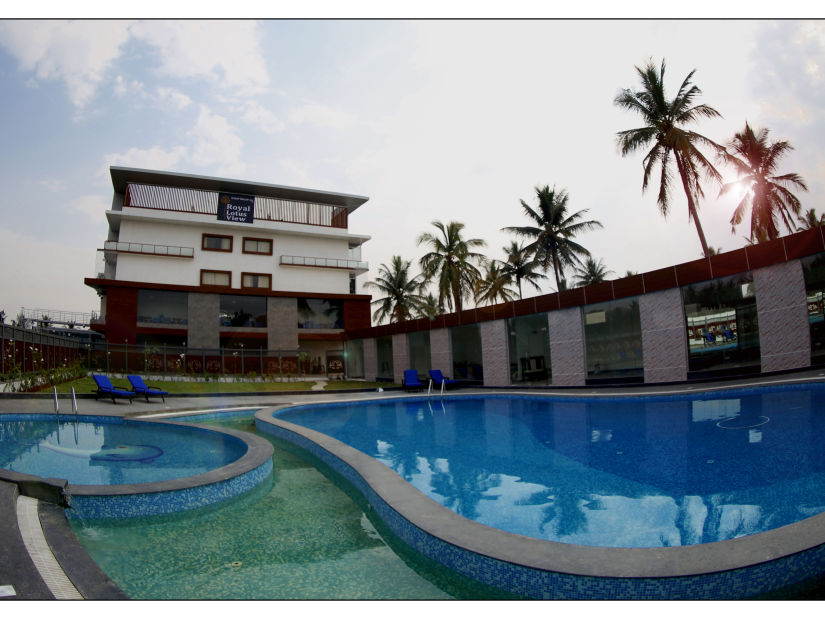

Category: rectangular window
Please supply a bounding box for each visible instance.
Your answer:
[297,298,343,329]
[507,314,550,384]
[407,331,431,376]
[202,234,233,252]
[219,295,267,328]
[201,270,231,287]
[583,297,644,382]
[241,272,271,290]
[802,253,825,364]
[450,324,484,381]
[242,237,273,255]
[137,290,188,326]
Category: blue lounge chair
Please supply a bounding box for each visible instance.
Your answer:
[93,374,135,404]
[429,369,460,390]
[403,369,424,392]
[128,375,169,402]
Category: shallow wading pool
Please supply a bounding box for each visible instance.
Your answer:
[255,384,825,599]
[0,414,273,518]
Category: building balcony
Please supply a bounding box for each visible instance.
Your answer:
[124,182,349,229]
[280,255,369,274]
[103,241,195,258]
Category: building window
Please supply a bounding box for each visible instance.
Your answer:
[219,295,267,328]
[241,272,271,290]
[407,331,431,377]
[376,336,393,380]
[450,324,483,381]
[202,234,233,252]
[507,314,550,384]
[802,253,825,364]
[297,298,343,329]
[583,297,643,381]
[242,237,273,255]
[137,290,189,325]
[201,270,231,287]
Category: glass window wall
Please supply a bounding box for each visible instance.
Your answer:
[450,324,483,382]
[583,297,643,381]
[507,314,551,384]
[407,331,431,376]
[682,273,760,375]
[376,336,393,381]
[801,253,825,364]
[219,295,267,328]
[344,339,365,378]
[297,299,343,329]
[137,290,188,325]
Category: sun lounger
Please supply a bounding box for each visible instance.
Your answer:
[127,375,169,402]
[92,374,135,404]
[403,369,424,392]
[429,369,460,390]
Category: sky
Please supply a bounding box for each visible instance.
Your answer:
[0,13,824,322]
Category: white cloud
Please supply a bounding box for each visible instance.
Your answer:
[113,74,146,98]
[129,20,270,94]
[102,145,188,179]
[0,20,131,108]
[288,102,357,131]
[239,101,284,134]
[156,86,193,110]
[68,195,111,225]
[187,106,245,176]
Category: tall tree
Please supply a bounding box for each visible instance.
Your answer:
[417,221,486,313]
[363,256,426,324]
[614,58,724,257]
[572,257,613,287]
[503,185,602,292]
[721,122,808,242]
[474,261,518,306]
[500,240,547,299]
[797,208,825,231]
[415,293,442,320]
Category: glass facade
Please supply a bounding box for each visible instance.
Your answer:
[450,324,483,381]
[344,339,365,378]
[507,314,551,384]
[682,273,760,374]
[376,336,393,380]
[583,297,643,380]
[407,331,431,376]
[801,253,825,364]
[297,299,343,329]
[219,295,267,328]
[137,290,188,325]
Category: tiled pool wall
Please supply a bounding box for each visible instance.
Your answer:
[157,408,261,424]
[67,458,273,519]
[255,401,825,600]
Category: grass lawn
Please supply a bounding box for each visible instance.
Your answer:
[44,376,395,394]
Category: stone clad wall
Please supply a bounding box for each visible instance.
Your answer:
[429,328,452,379]
[363,338,377,382]
[754,260,811,372]
[187,293,219,349]
[548,307,586,386]
[392,333,408,385]
[639,288,689,383]
[267,297,298,350]
[480,320,509,386]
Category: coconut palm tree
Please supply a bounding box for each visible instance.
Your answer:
[572,257,614,287]
[363,256,426,324]
[615,58,725,257]
[503,185,602,292]
[415,292,442,320]
[500,240,547,299]
[417,220,486,313]
[721,122,808,242]
[797,208,825,231]
[474,261,518,306]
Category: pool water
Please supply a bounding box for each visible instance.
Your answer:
[273,387,825,548]
[69,417,508,600]
[0,418,247,485]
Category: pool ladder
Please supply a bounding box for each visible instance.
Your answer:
[426,379,445,399]
[52,386,80,421]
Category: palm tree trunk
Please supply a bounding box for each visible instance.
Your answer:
[675,154,710,258]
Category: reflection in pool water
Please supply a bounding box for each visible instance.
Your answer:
[274,388,825,548]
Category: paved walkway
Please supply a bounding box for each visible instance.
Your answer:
[2,369,825,599]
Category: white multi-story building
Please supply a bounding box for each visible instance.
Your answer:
[85,167,371,374]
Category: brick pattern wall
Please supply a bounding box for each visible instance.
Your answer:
[363,337,377,381]
[392,333,408,384]
[754,260,811,372]
[267,297,298,350]
[548,308,586,386]
[187,292,219,349]
[639,288,689,383]
[480,320,509,386]
[430,328,452,378]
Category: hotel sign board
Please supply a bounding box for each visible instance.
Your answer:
[217,192,255,223]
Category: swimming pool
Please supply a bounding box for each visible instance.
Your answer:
[255,384,825,599]
[0,414,274,518]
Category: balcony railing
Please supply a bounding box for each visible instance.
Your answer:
[103,241,195,258]
[280,255,369,273]
[124,183,348,229]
